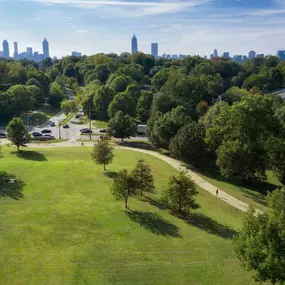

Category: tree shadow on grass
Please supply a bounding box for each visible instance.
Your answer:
[126,210,182,238]
[103,171,118,180]
[175,212,237,239]
[0,172,25,200]
[11,150,47,161]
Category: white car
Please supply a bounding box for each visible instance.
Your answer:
[42,134,55,140]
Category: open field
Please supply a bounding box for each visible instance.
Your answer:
[0,147,260,285]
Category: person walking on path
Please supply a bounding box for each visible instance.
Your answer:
[216,189,219,196]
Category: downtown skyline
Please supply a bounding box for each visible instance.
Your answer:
[1,0,285,58]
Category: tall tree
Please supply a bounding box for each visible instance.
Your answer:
[93,86,115,120]
[49,82,65,109]
[108,111,136,141]
[162,171,198,214]
[136,91,153,122]
[108,92,136,118]
[61,100,71,116]
[91,136,114,170]
[110,169,136,208]
[6,117,29,151]
[131,160,155,195]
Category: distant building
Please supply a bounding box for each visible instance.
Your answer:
[248,50,256,59]
[166,54,171,59]
[256,54,264,58]
[131,33,138,54]
[223,52,230,59]
[151,43,158,58]
[71,51,81,57]
[277,50,285,60]
[33,52,40,62]
[172,54,178,59]
[2,40,9,58]
[179,54,185,59]
[233,55,242,62]
[213,49,218,58]
[210,54,214,60]
[242,55,248,62]
[0,51,3,57]
[27,47,33,58]
[53,56,57,61]
[162,53,166,58]
[14,42,18,59]
[204,55,207,59]
[42,38,49,59]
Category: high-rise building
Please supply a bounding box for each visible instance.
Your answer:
[179,54,185,59]
[14,42,18,59]
[210,54,214,60]
[3,40,10,58]
[27,47,33,58]
[72,51,82,57]
[248,50,256,59]
[42,38,49,59]
[0,51,3,57]
[131,33,138,54]
[256,54,264,58]
[277,50,285,60]
[151,43,158,58]
[233,55,242,62]
[223,52,230,59]
[213,49,218,58]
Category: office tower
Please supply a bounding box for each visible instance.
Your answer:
[172,54,178,59]
[27,47,33,58]
[151,43,158,58]
[213,49,218,58]
[210,54,214,60]
[242,55,248,62]
[42,38,49,59]
[14,42,18,59]
[223,52,230,58]
[72,51,82,57]
[233,55,242,62]
[248,50,256,59]
[256,54,264,58]
[34,52,40,62]
[3,40,10,58]
[0,51,3,57]
[131,33,138,54]
[179,54,185,59]
[277,50,285,60]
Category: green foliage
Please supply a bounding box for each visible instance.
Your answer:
[108,75,134,93]
[91,136,114,170]
[131,159,155,195]
[151,92,176,115]
[26,85,45,108]
[108,92,136,118]
[196,101,209,116]
[6,117,29,151]
[233,188,285,285]
[136,90,153,122]
[110,169,136,208]
[25,78,41,88]
[162,171,198,213]
[223,86,251,104]
[0,91,13,117]
[61,100,72,115]
[170,121,207,167]
[93,86,115,120]
[151,68,171,91]
[108,111,136,141]
[49,82,65,109]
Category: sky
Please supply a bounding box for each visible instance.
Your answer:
[0,0,285,58]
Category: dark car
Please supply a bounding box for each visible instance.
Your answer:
[80,128,89,132]
[0,132,6,138]
[32,132,42,137]
[75,114,81,119]
[81,129,92,134]
[99,129,107,133]
[63,124,70,128]
[50,122,56,127]
[41,129,52,134]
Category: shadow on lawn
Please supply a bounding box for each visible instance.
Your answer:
[103,171,118,180]
[11,150,47,161]
[0,172,25,200]
[126,210,182,238]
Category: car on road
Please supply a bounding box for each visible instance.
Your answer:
[99,129,107,133]
[42,134,55,140]
[41,129,52,134]
[32,132,43,137]
[63,124,70,128]
[50,122,56,127]
[75,114,81,118]
[0,132,6,138]
[80,129,92,134]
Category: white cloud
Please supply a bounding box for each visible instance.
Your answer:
[244,8,285,16]
[76,29,89,33]
[35,17,42,20]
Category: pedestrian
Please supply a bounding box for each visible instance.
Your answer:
[216,189,219,196]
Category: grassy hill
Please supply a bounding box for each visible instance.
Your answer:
[0,147,260,285]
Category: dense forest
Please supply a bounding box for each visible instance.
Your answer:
[1,53,285,184]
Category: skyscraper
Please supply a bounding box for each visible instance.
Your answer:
[14,42,18,59]
[151,43,158,58]
[3,40,10,58]
[213,49,218,58]
[42,38,49,59]
[223,52,230,59]
[248,50,256,59]
[131,34,138,54]
[27,47,33,59]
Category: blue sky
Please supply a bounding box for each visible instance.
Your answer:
[0,0,285,57]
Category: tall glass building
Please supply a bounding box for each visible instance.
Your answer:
[131,34,138,54]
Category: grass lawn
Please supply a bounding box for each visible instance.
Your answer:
[0,147,260,285]
[197,170,280,212]
[93,120,108,128]
[30,139,67,144]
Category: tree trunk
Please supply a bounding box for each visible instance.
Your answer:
[281,173,285,185]
[17,145,19,152]
[104,162,106,171]
[124,196,128,209]
[121,137,124,142]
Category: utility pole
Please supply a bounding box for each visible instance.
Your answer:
[58,122,61,139]
[89,107,92,141]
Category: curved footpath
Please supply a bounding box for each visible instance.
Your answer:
[5,140,262,214]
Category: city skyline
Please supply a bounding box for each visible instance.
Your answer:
[1,0,285,57]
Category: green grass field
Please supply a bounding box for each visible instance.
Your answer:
[0,147,260,285]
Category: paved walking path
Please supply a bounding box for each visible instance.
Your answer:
[2,140,262,214]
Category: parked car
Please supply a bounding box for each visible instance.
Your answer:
[75,114,81,119]
[50,122,56,127]
[41,129,52,134]
[42,134,55,140]
[63,124,69,129]
[81,129,92,134]
[80,128,89,132]
[0,132,6,138]
[32,132,42,137]
[99,129,107,133]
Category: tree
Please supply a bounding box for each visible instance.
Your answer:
[110,169,136,208]
[108,111,136,141]
[91,136,114,170]
[93,86,115,120]
[151,68,171,91]
[6,117,29,151]
[196,101,209,116]
[136,91,153,122]
[8,85,35,115]
[169,121,207,168]
[162,171,198,214]
[223,86,251,104]
[26,85,45,108]
[108,92,136,118]
[233,188,285,285]
[131,160,155,195]
[25,78,41,88]
[49,82,65,109]
[108,75,133,93]
[61,100,71,116]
